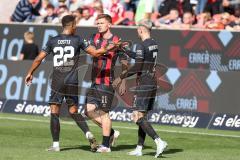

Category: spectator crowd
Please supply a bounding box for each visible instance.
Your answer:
[10,0,240,30]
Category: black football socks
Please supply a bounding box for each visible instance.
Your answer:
[70,113,90,134]
[110,128,115,137]
[50,113,60,142]
[102,136,110,148]
[136,117,159,140]
[137,126,146,146]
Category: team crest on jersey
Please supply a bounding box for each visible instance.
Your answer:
[83,39,89,46]
[96,39,100,44]
[136,50,143,57]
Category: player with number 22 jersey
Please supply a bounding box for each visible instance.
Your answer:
[25,15,117,152]
[42,34,89,102]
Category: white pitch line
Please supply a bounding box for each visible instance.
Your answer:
[0,116,240,138]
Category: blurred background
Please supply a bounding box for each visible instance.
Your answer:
[0,0,240,131]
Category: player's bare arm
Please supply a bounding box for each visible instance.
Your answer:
[85,42,120,57]
[113,42,144,89]
[113,58,143,89]
[117,59,128,95]
[25,51,47,85]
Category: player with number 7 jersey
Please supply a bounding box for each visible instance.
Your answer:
[113,19,168,158]
[24,15,118,152]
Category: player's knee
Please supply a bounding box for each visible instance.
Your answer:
[132,112,137,123]
[50,105,60,114]
[101,111,109,119]
[68,106,78,114]
[133,116,142,124]
[51,110,59,114]
[132,111,143,123]
[85,104,96,116]
[136,117,145,125]
[133,118,138,123]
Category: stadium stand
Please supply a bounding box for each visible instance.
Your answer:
[1,0,239,30]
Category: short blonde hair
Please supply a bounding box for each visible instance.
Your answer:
[24,31,34,43]
[138,19,153,30]
[96,14,112,23]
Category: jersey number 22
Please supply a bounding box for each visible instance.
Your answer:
[53,46,74,67]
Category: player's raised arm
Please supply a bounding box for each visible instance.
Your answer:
[113,44,144,88]
[118,41,137,59]
[121,43,145,79]
[25,51,47,86]
[84,45,104,57]
[79,35,119,57]
[120,58,143,79]
[84,44,118,57]
[117,57,128,95]
[113,57,143,88]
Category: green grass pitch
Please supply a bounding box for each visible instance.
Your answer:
[0,113,239,160]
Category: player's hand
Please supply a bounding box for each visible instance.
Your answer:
[118,79,126,96]
[112,77,122,89]
[117,41,132,53]
[25,73,33,86]
[119,41,130,48]
[106,39,124,51]
[105,43,117,51]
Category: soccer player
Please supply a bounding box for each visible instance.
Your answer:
[25,15,118,152]
[84,14,128,153]
[113,20,168,158]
